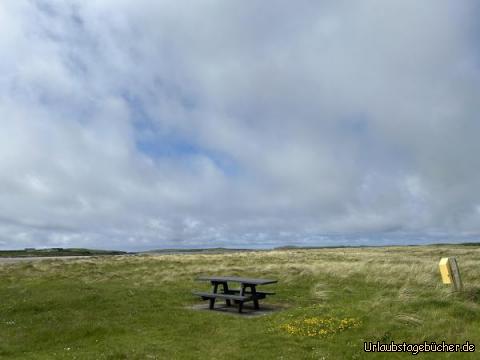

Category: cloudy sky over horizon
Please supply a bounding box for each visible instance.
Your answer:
[1,0,480,250]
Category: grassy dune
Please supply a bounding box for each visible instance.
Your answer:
[0,246,479,359]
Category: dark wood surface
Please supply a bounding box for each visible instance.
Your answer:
[193,276,277,313]
[196,276,277,285]
[192,291,251,301]
[228,289,276,295]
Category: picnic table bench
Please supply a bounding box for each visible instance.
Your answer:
[193,276,277,313]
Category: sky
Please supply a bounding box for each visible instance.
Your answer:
[1,0,480,250]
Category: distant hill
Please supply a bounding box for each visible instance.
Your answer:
[274,242,480,250]
[0,248,128,258]
[144,247,255,254]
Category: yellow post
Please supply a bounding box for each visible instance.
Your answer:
[439,258,452,284]
[439,257,463,291]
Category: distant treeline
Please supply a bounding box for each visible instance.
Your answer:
[0,248,127,257]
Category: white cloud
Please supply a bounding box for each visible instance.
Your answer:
[1,0,480,249]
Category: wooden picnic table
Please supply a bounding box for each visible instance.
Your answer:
[193,276,277,313]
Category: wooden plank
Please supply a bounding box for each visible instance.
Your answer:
[196,276,277,285]
[228,289,276,296]
[449,257,463,291]
[192,291,251,301]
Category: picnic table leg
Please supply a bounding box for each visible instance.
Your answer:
[222,282,231,306]
[250,285,259,310]
[209,281,219,310]
[238,284,246,313]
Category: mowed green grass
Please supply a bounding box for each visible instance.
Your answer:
[1,246,479,359]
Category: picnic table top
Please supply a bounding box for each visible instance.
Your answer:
[196,275,277,285]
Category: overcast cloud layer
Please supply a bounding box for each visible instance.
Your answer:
[1,0,480,250]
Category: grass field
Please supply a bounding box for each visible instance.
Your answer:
[1,245,479,359]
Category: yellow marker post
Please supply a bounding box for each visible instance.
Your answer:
[439,258,452,284]
[439,257,463,291]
